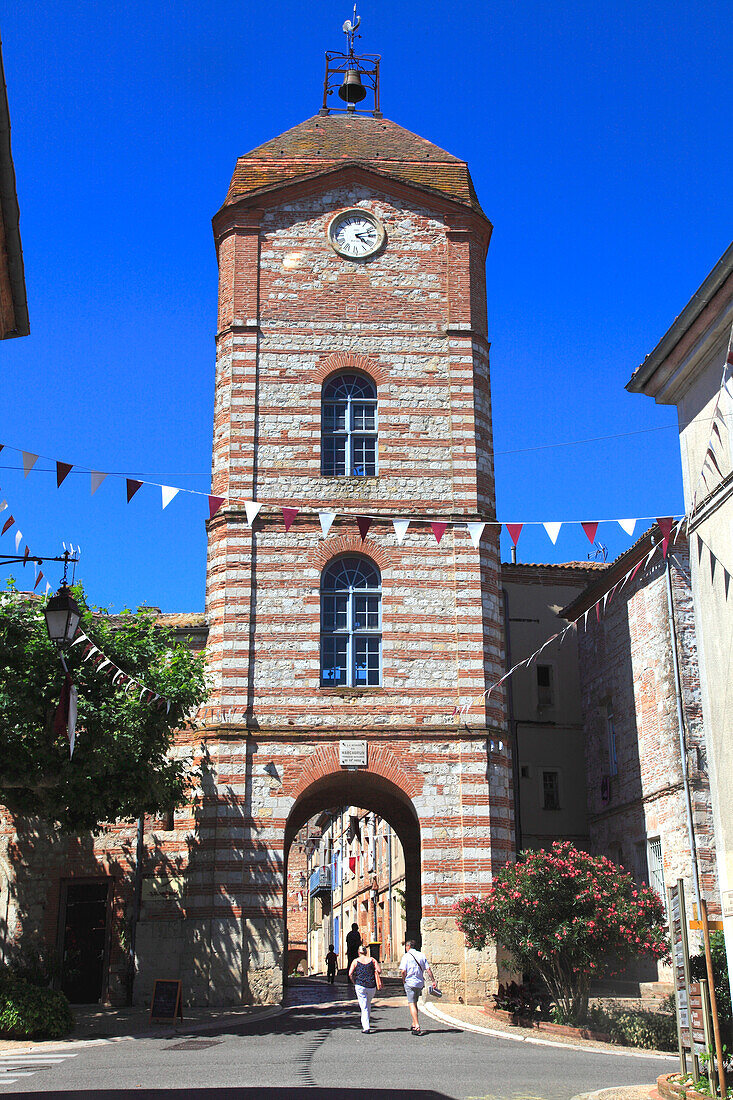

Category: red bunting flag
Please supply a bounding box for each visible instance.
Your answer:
[282,507,299,532]
[23,545,29,564]
[629,560,643,584]
[56,462,73,487]
[505,523,523,547]
[657,517,674,559]
[1,514,13,536]
[208,495,225,519]
[356,516,372,541]
[34,570,43,591]
[430,521,448,544]
[595,601,601,622]
[126,479,143,502]
[581,522,598,544]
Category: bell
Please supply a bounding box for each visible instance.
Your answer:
[338,69,367,104]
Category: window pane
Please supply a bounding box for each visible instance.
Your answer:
[352,436,377,477]
[322,437,346,476]
[543,771,560,811]
[354,636,381,686]
[321,637,347,685]
[323,403,347,432]
[352,402,376,432]
[322,595,348,631]
[354,594,380,630]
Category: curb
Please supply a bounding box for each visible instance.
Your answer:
[421,1003,679,1061]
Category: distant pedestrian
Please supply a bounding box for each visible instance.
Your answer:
[399,938,435,1035]
[325,943,338,984]
[345,922,362,972]
[349,944,381,1033]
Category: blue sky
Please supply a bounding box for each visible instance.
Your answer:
[0,0,730,610]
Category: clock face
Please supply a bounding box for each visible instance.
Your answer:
[328,209,385,259]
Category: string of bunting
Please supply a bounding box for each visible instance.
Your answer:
[0,442,681,549]
[0,483,172,716]
[68,630,171,713]
[453,517,684,721]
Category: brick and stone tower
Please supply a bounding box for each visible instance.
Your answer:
[197,51,511,1004]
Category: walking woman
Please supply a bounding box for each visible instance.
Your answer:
[348,945,382,1033]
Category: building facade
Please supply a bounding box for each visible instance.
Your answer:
[564,530,719,980]
[626,244,733,987]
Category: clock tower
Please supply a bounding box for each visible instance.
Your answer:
[198,32,511,1005]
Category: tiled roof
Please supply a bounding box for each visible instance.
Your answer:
[224,113,487,217]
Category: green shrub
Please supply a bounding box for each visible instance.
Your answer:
[0,978,74,1039]
[690,931,733,1037]
[588,1005,677,1050]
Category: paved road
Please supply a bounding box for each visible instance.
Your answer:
[0,980,673,1099]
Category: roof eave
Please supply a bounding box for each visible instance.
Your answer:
[626,242,733,398]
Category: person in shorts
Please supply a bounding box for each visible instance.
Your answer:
[399,938,435,1035]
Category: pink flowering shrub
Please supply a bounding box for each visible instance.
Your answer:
[454,842,669,1023]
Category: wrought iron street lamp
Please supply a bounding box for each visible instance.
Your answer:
[44,584,81,647]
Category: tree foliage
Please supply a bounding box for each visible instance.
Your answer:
[0,584,208,833]
[454,842,670,1023]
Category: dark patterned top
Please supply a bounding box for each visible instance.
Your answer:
[352,959,376,988]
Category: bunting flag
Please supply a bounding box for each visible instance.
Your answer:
[319,512,336,538]
[392,518,410,544]
[244,500,262,526]
[126,478,143,502]
[618,518,637,537]
[356,516,372,541]
[14,530,22,552]
[208,495,225,519]
[0,499,6,511]
[90,471,107,495]
[22,452,38,478]
[282,507,299,532]
[543,521,562,545]
[33,570,43,590]
[1,515,14,536]
[657,516,674,558]
[466,521,485,548]
[161,485,180,509]
[430,521,448,544]
[505,523,523,547]
[56,462,73,488]
[581,521,598,545]
[70,630,170,711]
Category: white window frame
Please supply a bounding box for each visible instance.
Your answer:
[321,373,378,477]
[320,556,382,687]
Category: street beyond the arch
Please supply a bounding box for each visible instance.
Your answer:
[0,978,673,1098]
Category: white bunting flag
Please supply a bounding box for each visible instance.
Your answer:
[90,471,108,495]
[466,521,486,548]
[83,646,99,662]
[22,452,38,477]
[644,544,657,568]
[319,511,336,538]
[14,530,22,551]
[0,500,7,512]
[97,659,111,672]
[161,485,180,509]
[543,521,562,545]
[392,519,410,544]
[70,632,88,648]
[618,519,637,537]
[244,500,262,526]
[68,684,78,757]
[45,582,51,595]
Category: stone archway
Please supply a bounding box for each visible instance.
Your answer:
[283,768,423,983]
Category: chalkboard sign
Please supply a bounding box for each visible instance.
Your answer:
[149,979,183,1023]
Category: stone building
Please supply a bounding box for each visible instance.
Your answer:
[501,562,602,852]
[626,243,733,991]
[563,528,719,979]
[1,45,512,1007]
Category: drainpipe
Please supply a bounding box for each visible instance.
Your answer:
[502,588,522,852]
[126,814,145,1006]
[387,823,393,962]
[666,556,703,917]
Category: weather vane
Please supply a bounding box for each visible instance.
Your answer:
[342,4,361,58]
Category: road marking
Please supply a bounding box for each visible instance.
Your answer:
[0,1050,79,1090]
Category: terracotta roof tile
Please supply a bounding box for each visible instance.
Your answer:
[224,113,487,217]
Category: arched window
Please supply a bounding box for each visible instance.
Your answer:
[321,373,378,477]
[321,556,382,686]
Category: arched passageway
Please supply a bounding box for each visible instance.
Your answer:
[283,770,421,983]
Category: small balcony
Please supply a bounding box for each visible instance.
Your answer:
[309,866,332,897]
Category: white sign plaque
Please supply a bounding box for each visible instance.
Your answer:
[722,890,733,918]
[340,740,367,767]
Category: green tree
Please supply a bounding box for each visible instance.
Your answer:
[454,842,670,1024]
[0,584,208,833]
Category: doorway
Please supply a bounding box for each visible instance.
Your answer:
[59,880,110,1003]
